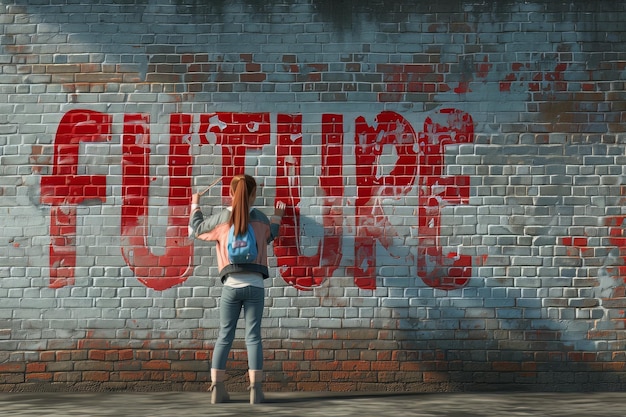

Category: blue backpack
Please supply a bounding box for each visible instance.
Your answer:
[227,223,258,264]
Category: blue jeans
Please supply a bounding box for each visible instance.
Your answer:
[212,285,265,370]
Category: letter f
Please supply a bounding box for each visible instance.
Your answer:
[40,110,111,288]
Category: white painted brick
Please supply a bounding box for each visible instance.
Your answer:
[1,1,626,391]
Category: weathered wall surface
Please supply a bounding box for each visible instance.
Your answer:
[1,0,626,392]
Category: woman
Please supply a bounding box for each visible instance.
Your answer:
[189,174,285,404]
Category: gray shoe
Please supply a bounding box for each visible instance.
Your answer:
[248,383,264,404]
[209,382,230,404]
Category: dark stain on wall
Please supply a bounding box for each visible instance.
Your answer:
[12,0,623,30]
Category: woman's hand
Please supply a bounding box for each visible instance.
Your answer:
[191,193,200,205]
[274,201,286,218]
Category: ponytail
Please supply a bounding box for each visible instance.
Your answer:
[229,174,257,236]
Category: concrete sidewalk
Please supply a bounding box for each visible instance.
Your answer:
[0,391,625,416]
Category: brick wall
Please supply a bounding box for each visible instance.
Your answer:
[1,0,626,392]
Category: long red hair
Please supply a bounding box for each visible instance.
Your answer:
[229,174,257,235]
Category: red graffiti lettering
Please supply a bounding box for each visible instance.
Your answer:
[199,113,271,200]
[274,114,344,290]
[41,109,476,292]
[120,114,194,291]
[40,110,111,288]
[352,112,419,290]
[417,108,474,290]
[601,217,626,297]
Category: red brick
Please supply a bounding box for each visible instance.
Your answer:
[151,350,178,361]
[240,72,266,82]
[179,350,196,361]
[282,340,305,349]
[281,361,301,371]
[83,371,110,382]
[25,373,53,382]
[80,63,102,72]
[39,351,56,362]
[119,350,134,361]
[603,362,626,372]
[371,361,399,371]
[135,350,151,360]
[181,54,194,64]
[26,363,46,373]
[0,363,25,373]
[143,360,170,371]
[147,341,170,350]
[376,351,392,361]
[89,350,107,361]
[245,63,261,72]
